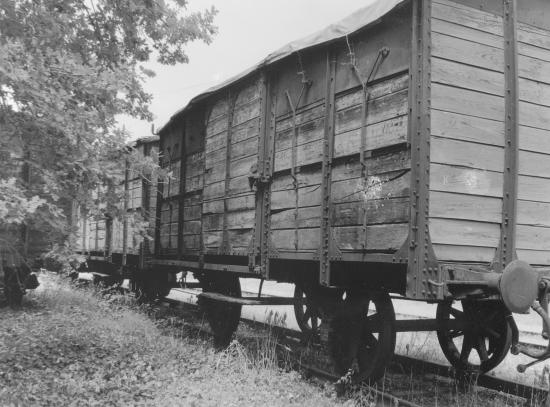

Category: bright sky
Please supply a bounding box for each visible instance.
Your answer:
[120,0,375,140]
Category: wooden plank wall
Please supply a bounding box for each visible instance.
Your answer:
[330,74,410,252]
[516,19,550,264]
[269,55,410,254]
[429,0,505,263]
[201,77,261,254]
[158,128,181,254]
[429,0,550,265]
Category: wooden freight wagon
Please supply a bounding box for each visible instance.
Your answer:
[75,136,159,282]
[146,0,550,380]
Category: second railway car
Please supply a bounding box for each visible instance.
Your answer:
[75,136,159,284]
[136,0,550,381]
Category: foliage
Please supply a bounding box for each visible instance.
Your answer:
[0,274,341,406]
[0,0,217,264]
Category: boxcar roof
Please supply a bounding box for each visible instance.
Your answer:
[159,0,406,133]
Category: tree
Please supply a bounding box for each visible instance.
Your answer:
[0,0,216,267]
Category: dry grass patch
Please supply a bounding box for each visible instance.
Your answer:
[0,274,340,406]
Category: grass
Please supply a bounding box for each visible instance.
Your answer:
[0,273,341,407]
[1,273,546,406]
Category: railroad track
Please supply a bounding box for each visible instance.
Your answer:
[157,295,550,407]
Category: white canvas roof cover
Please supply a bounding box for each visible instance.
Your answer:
[160,0,407,132]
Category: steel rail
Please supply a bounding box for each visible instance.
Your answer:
[158,295,549,405]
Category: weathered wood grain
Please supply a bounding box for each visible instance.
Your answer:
[332,223,408,251]
[335,88,408,135]
[227,210,255,230]
[333,116,408,158]
[231,137,258,160]
[331,197,410,226]
[518,176,550,203]
[432,57,504,97]
[431,18,502,49]
[276,102,325,132]
[203,181,225,200]
[519,101,550,131]
[184,174,203,192]
[431,109,504,146]
[183,235,201,250]
[271,206,322,230]
[430,164,503,197]
[271,169,322,191]
[232,117,260,144]
[235,79,260,106]
[274,139,324,171]
[430,218,500,247]
[520,126,550,155]
[206,115,228,138]
[431,137,504,172]
[517,225,550,251]
[331,171,410,204]
[270,185,322,211]
[230,154,257,178]
[432,83,504,122]
[202,213,223,232]
[332,150,411,182]
[433,244,495,263]
[205,147,226,170]
[183,205,201,221]
[429,191,502,223]
[518,200,550,227]
[208,98,229,123]
[335,74,409,111]
[228,175,252,196]
[183,220,201,235]
[202,199,223,215]
[271,228,320,251]
[204,164,226,186]
[227,229,253,249]
[232,101,261,127]
[432,32,503,72]
[519,150,550,178]
[227,194,255,211]
[275,116,325,152]
[432,0,502,36]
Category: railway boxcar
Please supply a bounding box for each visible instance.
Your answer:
[140,0,550,381]
[75,136,159,283]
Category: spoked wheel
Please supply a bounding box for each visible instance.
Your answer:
[436,300,512,373]
[200,273,242,348]
[326,290,396,383]
[294,284,322,337]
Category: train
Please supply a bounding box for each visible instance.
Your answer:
[76,0,550,381]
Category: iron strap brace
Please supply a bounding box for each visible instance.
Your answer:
[319,50,338,287]
[221,92,236,255]
[348,45,390,251]
[494,0,519,271]
[284,58,312,252]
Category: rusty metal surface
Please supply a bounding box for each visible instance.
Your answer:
[493,0,519,271]
[406,0,440,300]
[319,51,337,286]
